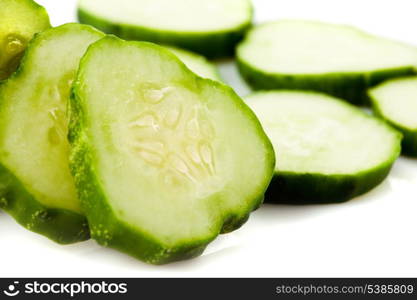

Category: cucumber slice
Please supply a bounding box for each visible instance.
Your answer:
[0,0,50,80]
[0,24,104,244]
[245,91,401,204]
[237,20,417,105]
[369,77,417,156]
[164,46,221,81]
[77,0,253,58]
[69,36,274,264]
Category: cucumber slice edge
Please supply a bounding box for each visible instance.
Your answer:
[368,76,417,156]
[77,0,253,58]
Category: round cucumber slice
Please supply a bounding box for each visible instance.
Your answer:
[69,36,274,264]
[164,46,221,81]
[0,0,50,80]
[369,77,417,156]
[0,24,105,244]
[245,91,402,204]
[77,0,253,58]
[237,20,417,105]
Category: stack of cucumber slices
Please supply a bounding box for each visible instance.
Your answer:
[0,0,415,264]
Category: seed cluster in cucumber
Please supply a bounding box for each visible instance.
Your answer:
[0,0,50,80]
[0,23,105,244]
[237,20,417,105]
[69,37,274,264]
[77,0,253,58]
[245,91,402,204]
[369,77,417,156]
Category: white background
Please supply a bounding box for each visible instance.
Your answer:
[1,0,417,277]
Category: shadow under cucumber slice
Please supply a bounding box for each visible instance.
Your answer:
[0,23,104,244]
[237,20,417,105]
[245,91,402,204]
[69,36,274,264]
[0,0,51,80]
[369,77,417,157]
[77,0,253,58]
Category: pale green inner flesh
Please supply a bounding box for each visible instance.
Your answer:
[245,91,398,175]
[0,26,103,213]
[0,0,50,80]
[370,78,417,130]
[165,46,220,81]
[81,41,269,245]
[79,0,251,32]
[238,20,417,74]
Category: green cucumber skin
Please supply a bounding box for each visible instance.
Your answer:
[0,164,89,244]
[237,59,416,105]
[69,37,274,264]
[77,8,252,59]
[369,94,417,157]
[265,160,397,204]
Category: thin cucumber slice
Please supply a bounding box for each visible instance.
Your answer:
[164,46,221,81]
[0,24,104,244]
[245,91,401,204]
[369,77,417,156]
[237,20,417,105]
[69,36,274,264]
[77,0,253,58]
[0,0,50,80]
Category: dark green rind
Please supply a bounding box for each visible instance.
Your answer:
[265,160,398,204]
[77,6,252,58]
[69,37,274,264]
[0,164,89,244]
[368,84,417,157]
[0,0,51,80]
[0,24,105,244]
[237,59,415,106]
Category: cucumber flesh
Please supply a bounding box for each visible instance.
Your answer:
[69,37,274,264]
[369,77,417,156]
[245,91,401,204]
[237,20,417,104]
[77,0,253,58]
[0,0,50,80]
[164,46,221,81]
[0,24,104,243]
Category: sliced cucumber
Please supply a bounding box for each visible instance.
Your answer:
[77,0,253,58]
[245,91,401,204]
[0,0,50,80]
[369,77,417,156]
[164,46,221,81]
[69,36,274,264]
[0,24,104,244]
[237,20,417,105]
